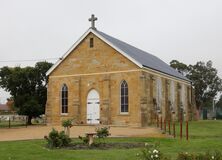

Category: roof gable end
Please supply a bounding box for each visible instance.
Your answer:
[46,28,189,82]
[46,29,143,76]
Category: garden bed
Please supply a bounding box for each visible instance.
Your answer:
[55,142,146,150]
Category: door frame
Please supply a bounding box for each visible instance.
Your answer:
[86,89,100,124]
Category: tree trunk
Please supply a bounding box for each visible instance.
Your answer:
[27,116,32,125]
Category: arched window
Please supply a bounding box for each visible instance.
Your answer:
[170,81,175,111]
[181,84,186,109]
[120,80,128,113]
[61,84,68,114]
[156,77,162,111]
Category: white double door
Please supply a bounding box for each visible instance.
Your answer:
[87,89,100,124]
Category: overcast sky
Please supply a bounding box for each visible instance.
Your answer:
[0,0,222,103]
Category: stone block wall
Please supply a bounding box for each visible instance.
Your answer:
[45,31,195,126]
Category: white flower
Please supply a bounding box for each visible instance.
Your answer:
[151,155,154,159]
[153,149,158,153]
[212,156,214,159]
[155,154,158,158]
[145,143,149,146]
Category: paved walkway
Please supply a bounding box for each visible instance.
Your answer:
[0,125,165,141]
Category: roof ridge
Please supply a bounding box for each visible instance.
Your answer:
[94,30,189,82]
[46,28,189,82]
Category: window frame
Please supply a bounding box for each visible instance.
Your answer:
[89,38,94,48]
[61,84,68,115]
[180,84,186,109]
[156,77,162,112]
[170,80,175,111]
[120,80,129,114]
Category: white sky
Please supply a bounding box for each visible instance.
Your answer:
[1,0,222,103]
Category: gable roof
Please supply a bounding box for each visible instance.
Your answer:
[46,28,190,82]
[0,104,10,111]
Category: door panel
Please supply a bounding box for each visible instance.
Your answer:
[87,90,100,124]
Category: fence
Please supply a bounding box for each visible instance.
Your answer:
[201,108,222,120]
[156,116,189,140]
[0,115,28,128]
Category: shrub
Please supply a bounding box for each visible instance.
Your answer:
[176,151,222,160]
[177,152,195,160]
[62,119,73,136]
[95,126,110,143]
[78,135,89,145]
[44,128,71,148]
[62,119,73,128]
[137,143,169,160]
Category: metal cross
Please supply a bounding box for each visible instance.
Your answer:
[88,14,98,30]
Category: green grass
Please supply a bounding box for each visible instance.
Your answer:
[0,120,221,160]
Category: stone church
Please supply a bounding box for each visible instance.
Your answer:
[45,15,194,126]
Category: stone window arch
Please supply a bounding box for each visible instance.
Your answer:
[156,77,162,111]
[120,80,128,113]
[181,84,186,109]
[61,84,68,114]
[170,80,175,111]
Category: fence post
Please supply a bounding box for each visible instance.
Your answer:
[9,117,11,128]
[164,119,166,132]
[173,122,176,138]
[168,120,171,135]
[180,120,182,140]
[160,117,163,130]
[26,116,28,128]
[157,116,159,128]
[186,121,188,141]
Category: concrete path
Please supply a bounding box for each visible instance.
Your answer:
[0,125,165,141]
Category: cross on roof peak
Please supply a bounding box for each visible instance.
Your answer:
[88,14,98,30]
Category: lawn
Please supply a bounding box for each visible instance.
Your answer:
[0,120,221,160]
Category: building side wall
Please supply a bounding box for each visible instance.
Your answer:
[138,71,193,127]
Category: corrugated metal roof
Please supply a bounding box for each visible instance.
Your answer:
[96,30,190,81]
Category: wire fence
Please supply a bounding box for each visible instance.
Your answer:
[0,115,46,128]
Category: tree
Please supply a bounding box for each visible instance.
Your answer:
[170,60,222,111]
[0,61,53,124]
[187,61,222,110]
[216,95,222,109]
[170,60,189,76]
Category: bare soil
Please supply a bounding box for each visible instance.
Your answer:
[0,125,165,141]
[66,142,147,150]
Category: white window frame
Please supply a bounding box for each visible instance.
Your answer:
[61,84,68,115]
[120,80,129,114]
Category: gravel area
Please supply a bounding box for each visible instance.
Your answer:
[0,125,165,141]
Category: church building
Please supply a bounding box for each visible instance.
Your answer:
[45,15,194,126]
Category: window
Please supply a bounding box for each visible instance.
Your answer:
[181,84,186,109]
[120,80,128,113]
[61,84,68,114]
[156,77,162,111]
[89,38,94,48]
[170,81,175,111]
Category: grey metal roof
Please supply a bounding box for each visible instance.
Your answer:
[96,30,190,82]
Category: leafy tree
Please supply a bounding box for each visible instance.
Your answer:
[170,60,189,76]
[0,61,53,124]
[170,60,222,111]
[216,95,222,109]
[187,61,222,110]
